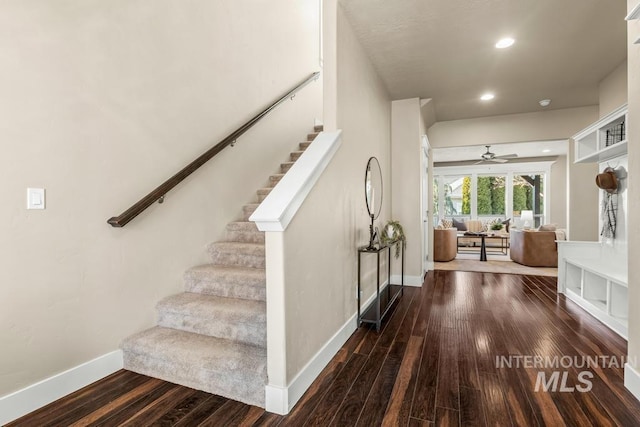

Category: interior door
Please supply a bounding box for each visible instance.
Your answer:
[421,136,430,273]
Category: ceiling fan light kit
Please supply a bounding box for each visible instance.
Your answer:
[475,145,518,164]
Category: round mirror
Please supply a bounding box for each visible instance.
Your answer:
[365,157,383,219]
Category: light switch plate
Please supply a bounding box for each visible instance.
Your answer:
[27,188,45,210]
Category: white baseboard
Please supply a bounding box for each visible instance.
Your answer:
[265,310,357,414]
[625,363,640,403]
[265,384,288,415]
[391,274,424,287]
[0,350,123,425]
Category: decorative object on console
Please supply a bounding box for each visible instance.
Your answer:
[520,210,534,230]
[364,157,383,250]
[502,218,511,232]
[381,220,406,259]
[491,223,503,231]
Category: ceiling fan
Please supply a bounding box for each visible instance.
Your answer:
[474,145,518,164]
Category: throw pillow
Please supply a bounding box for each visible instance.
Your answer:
[440,218,453,228]
[452,218,467,231]
[481,221,490,232]
[538,223,557,231]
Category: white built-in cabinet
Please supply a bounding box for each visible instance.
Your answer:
[574,104,628,163]
[558,104,628,339]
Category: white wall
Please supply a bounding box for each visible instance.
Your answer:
[626,0,640,377]
[428,106,598,148]
[279,4,391,382]
[0,0,321,397]
[392,99,424,281]
[599,59,628,118]
[550,155,568,227]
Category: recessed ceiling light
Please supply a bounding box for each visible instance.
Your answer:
[480,93,495,101]
[539,99,551,107]
[542,149,551,153]
[495,37,515,49]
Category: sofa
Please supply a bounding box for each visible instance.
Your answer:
[509,229,560,267]
[434,228,457,262]
[450,218,510,249]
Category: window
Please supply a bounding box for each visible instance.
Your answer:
[433,164,550,228]
[513,173,545,227]
[476,175,506,217]
[434,175,470,225]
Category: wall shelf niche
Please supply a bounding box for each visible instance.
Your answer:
[573,104,627,163]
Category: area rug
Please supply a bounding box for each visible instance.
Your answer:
[435,259,557,277]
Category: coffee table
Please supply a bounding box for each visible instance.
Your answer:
[457,232,508,261]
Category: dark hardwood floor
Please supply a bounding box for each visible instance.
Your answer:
[8,270,640,426]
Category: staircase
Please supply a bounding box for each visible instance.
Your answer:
[122,126,322,408]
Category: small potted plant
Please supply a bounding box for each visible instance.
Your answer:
[491,223,503,232]
[381,220,406,258]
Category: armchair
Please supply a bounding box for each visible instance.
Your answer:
[509,229,559,267]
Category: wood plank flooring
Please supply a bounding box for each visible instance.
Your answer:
[8,270,640,426]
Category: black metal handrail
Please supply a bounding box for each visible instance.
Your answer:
[107,71,320,227]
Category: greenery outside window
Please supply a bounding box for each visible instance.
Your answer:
[434,175,470,225]
[433,163,550,228]
[476,175,506,217]
[513,173,545,227]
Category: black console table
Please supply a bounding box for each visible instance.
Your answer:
[357,243,405,332]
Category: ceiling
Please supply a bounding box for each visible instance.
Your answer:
[432,140,567,163]
[340,0,628,122]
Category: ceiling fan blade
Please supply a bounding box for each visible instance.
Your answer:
[490,158,508,163]
[473,160,485,165]
[495,153,518,159]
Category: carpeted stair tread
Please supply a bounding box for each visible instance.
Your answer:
[256,188,273,202]
[299,141,311,150]
[225,221,264,243]
[269,174,285,185]
[280,162,295,174]
[122,326,266,407]
[307,132,319,141]
[242,203,260,220]
[207,241,265,268]
[184,264,266,301]
[157,292,266,347]
[314,124,323,132]
[290,151,304,161]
